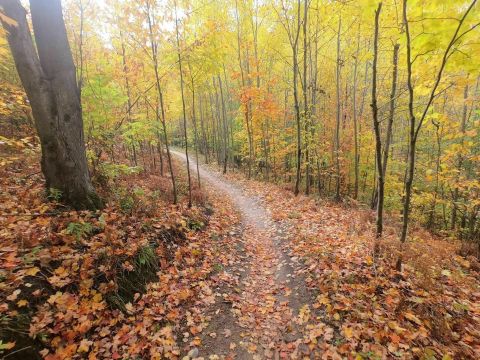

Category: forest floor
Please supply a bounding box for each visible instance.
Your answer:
[171,150,318,359]
[1,142,479,360]
[172,150,480,360]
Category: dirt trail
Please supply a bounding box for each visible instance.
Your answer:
[171,150,315,359]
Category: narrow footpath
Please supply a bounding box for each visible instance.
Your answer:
[171,150,317,359]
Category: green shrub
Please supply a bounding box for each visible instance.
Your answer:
[66,222,93,240]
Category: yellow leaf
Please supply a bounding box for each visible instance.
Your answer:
[17,300,28,307]
[25,267,41,276]
[0,341,15,350]
[92,293,102,303]
[441,269,451,277]
[317,294,330,305]
[404,312,422,325]
[54,266,68,277]
[343,326,354,339]
[366,256,373,265]
[77,339,91,353]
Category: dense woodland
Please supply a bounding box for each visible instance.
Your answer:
[0,0,479,359]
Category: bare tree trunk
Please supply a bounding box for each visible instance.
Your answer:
[334,16,342,201]
[451,84,469,230]
[382,44,399,177]
[235,0,254,179]
[145,1,177,204]
[189,69,201,187]
[371,3,384,242]
[352,23,360,200]
[293,0,302,196]
[427,120,442,229]
[156,130,164,176]
[174,4,192,208]
[199,93,209,163]
[212,80,222,165]
[303,0,309,195]
[218,75,228,174]
[76,0,84,96]
[1,0,102,210]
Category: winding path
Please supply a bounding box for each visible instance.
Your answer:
[171,150,315,359]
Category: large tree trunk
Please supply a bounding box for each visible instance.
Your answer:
[1,0,102,210]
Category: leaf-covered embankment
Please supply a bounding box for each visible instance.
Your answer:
[0,144,241,359]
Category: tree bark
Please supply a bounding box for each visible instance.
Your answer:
[303,0,310,195]
[451,84,469,230]
[174,4,192,208]
[352,24,361,200]
[188,67,201,187]
[371,3,384,241]
[334,16,342,201]
[293,0,302,196]
[235,0,254,178]
[1,0,102,210]
[145,0,177,204]
[382,43,399,177]
[218,75,228,174]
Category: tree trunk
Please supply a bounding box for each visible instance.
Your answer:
[451,84,469,230]
[352,24,361,200]
[293,0,302,196]
[303,0,309,195]
[175,5,192,208]
[218,75,228,174]
[145,1,177,204]
[371,3,384,242]
[199,93,210,163]
[235,0,254,179]
[1,0,102,210]
[334,16,342,201]
[189,70,201,187]
[382,43,399,177]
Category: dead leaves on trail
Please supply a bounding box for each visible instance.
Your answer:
[2,151,480,359]
[224,171,480,359]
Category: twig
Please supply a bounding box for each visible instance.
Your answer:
[3,346,32,358]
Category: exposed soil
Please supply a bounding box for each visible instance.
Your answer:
[171,151,317,359]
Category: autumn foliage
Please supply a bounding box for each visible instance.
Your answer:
[1,0,480,359]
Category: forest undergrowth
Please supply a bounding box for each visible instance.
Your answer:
[0,136,243,359]
[1,128,480,359]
